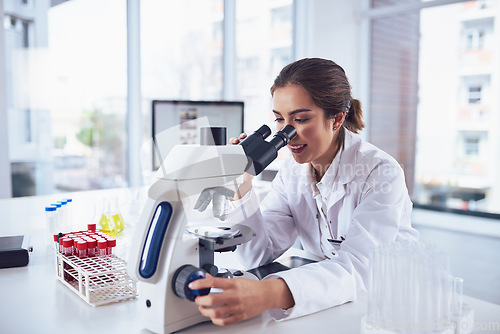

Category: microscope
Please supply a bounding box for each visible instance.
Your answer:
[127,124,296,333]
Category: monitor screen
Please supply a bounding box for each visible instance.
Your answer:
[151,100,244,170]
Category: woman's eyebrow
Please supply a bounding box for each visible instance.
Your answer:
[273,108,312,116]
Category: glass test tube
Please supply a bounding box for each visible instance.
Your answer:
[97,240,108,256]
[87,239,97,257]
[76,241,88,258]
[452,277,464,317]
[106,237,116,255]
[46,205,58,234]
[58,233,64,253]
[63,198,73,225]
[62,238,73,256]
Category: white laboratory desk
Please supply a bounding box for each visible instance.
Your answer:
[1,188,500,334]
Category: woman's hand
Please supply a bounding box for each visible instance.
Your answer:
[228,133,248,145]
[190,274,294,326]
[229,133,254,200]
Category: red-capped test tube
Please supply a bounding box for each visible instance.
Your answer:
[57,233,64,253]
[87,239,97,257]
[97,240,108,256]
[62,238,74,256]
[73,239,80,254]
[76,240,88,258]
[88,223,96,232]
[106,237,116,255]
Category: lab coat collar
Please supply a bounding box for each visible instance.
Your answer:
[336,130,359,185]
[301,130,361,214]
[305,144,343,196]
[302,130,360,188]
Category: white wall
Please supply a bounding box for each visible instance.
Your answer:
[294,0,368,139]
[0,3,13,198]
[296,0,364,100]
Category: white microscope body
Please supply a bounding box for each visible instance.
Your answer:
[127,125,296,333]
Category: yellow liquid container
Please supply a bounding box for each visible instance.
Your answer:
[112,213,125,233]
[97,198,124,237]
[99,214,117,236]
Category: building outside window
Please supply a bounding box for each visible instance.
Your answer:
[369,0,500,216]
[468,85,482,104]
[414,1,499,214]
[463,135,481,157]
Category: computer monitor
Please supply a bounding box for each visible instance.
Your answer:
[151,100,244,170]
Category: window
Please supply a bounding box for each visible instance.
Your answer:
[3,0,292,197]
[371,0,500,215]
[416,2,498,214]
[468,85,482,104]
[141,0,223,102]
[461,18,493,52]
[2,0,129,195]
[478,30,485,48]
[235,0,293,134]
[464,136,480,156]
[464,29,486,50]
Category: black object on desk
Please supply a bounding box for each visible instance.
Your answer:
[248,256,317,280]
[0,235,32,269]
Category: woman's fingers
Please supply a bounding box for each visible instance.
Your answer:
[229,133,247,145]
[188,274,236,290]
[211,314,244,327]
[194,288,238,307]
[192,276,270,326]
[198,305,245,327]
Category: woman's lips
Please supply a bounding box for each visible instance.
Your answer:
[289,144,306,154]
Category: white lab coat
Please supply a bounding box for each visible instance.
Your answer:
[228,130,419,320]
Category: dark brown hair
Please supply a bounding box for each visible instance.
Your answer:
[270,58,364,134]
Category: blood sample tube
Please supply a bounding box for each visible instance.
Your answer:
[87,239,97,257]
[106,237,116,255]
[88,223,97,232]
[58,233,64,253]
[61,238,75,282]
[62,238,74,256]
[73,239,81,256]
[97,240,108,256]
[76,241,88,258]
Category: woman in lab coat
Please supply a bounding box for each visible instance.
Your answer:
[188,58,420,325]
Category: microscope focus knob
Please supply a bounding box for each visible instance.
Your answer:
[202,264,219,277]
[172,265,211,302]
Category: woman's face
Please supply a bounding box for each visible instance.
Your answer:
[272,84,339,169]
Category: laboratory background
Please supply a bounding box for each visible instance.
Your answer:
[1,0,500,333]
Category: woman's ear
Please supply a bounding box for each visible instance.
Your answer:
[333,112,346,130]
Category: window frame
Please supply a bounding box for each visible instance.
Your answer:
[365,0,500,220]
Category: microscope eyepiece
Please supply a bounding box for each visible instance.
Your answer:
[254,125,272,139]
[239,124,296,175]
[269,125,297,151]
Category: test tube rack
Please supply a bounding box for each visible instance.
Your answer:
[55,252,137,307]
